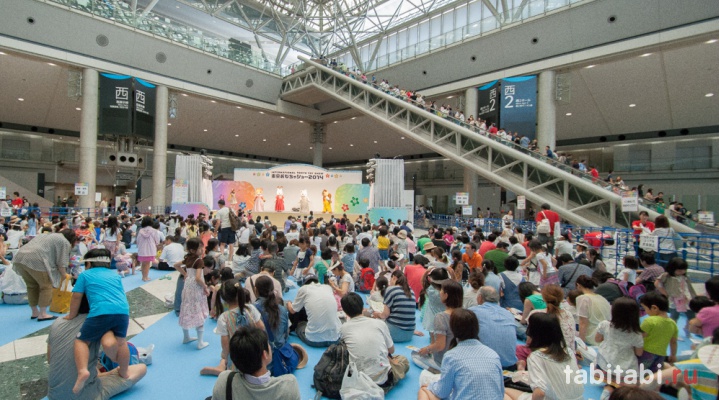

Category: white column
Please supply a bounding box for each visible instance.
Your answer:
[79,68,98,214]
[463,167,479,217]
[152,85,168,214]
[311,123,325,167]
[537,70,557,151]
[464,86,478,120]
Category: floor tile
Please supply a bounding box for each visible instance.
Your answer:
[126,287,171,319]
[13,335,49,359]
[126,319,144,337]
[0,354,48,400]
[0,342,15,363]
[134,312,170,330]
[140,271,180,301]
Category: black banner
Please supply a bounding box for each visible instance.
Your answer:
[98,73,133,137]
[477,80,500,126]
[37,173,45,198]
[133,78,156,140]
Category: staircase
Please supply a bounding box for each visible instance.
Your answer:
[0,174,53,208]
[281,58,697,232]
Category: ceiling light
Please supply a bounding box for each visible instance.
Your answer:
[280,116,285,119]
[565,112,572,116]
[706,93,715,97]
[329,147,333,150]
[76,107,81,111]
[167,123,171,126]
[309,146,313,149]
[640,53,652,57]
[706,39,718,44]
[287,143,291,146]
[181,93,188,97]
[203,129,208,132]
[333,121,338,123]
[351,117,356,120]
[350,144,354,146]
[17,98,24,101]
[47,63,56,66]
[584,65,595,69]
[236,106,242,109]
[259,111,264,114]
[0,52,6,55]
[373,141,378,143]
[235,134,239,137]
[263,139,267,142]
[401,136,405,139]
[629,104,636,107]
[211,100,216,103]
[447,96,453,99]
[299,121,303,123]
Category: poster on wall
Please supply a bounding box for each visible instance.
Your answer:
[477,80,500,126]
[455,192,469,206]
[621,191,638,212]
[221,164,368,214]
[74,183,89,196]
[172,180,189,203]
[517,195,526,210]
[462,206,474,216]
[698,211,715,225]
[500,75,537,140]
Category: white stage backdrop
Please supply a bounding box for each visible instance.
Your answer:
[175,155,213,206]
[371,159,404,208]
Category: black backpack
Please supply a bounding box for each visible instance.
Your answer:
[312,340,349,399]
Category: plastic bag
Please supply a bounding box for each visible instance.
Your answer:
[0,266,27,295]
[339,362,384,400]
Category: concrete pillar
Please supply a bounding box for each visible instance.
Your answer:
[537,70,557,152]
[152,85,168,214]
[464,87,478,121]
[79,68,98,214]
[311,123,326,167]
[463,167,479,217]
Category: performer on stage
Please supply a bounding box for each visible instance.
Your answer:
[299,190,310,214]
[322,189,332,213]
[229,189,237,205]
[275,186,285,212]
[253,188,265,212]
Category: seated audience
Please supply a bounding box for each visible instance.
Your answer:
[469,286,519,370]
[286,275,341,347]
[373,270,417,343]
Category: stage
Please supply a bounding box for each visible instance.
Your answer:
[239,212,364,227]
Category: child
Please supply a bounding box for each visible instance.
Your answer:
[595,297,644,384]
[369,276,389,314]
[639,291,678,372]
[231,244,251,277]
[200,280,262,376]
[618,255,639,284]
[376,227,390,261]
[657,257,697,338]
[210,267,234,319]
[113,242,134,277]
[178,238,211,350]
[66,249,130,394]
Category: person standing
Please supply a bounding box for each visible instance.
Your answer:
[13,230,77,320]
[136,217,160,282]
[535,204,560,254]
[215,200,235,262]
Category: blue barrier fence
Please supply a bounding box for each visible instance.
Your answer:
[416,212,719,280]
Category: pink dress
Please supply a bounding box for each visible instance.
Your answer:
[179,257,209,329]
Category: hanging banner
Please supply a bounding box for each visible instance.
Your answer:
[455,192,469,205]
[621,191,639,212]
[500,76,537,140]
[98,73,133,137]
[517,195,526,210]
[172,179,189,203]
[133,78,156,140]
[462,206,474,216]
[477,81,500,126]
[74,183,89,196]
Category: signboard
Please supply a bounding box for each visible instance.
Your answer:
[462,206,474,216]
[517,195,526,210]
[74,183,89,196]
[0,186,5,199]
[621,191,639,212]
[98,73,133,136]
[639,234,659,252]
[95,192,102,202]
[477,81,500,127]
[172,179,189,203]
[455,192,469,206]
[0,208,11,217]
[500,76,537,140]
[699,211,715,225]
[133,78,156,140]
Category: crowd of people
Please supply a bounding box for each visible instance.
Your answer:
[2,197,719,400]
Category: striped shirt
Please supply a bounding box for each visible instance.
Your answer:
[674,359,718,400]
[384,286,416,331]
[13,233,71,287]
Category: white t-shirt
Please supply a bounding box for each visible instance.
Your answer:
[7,230,24,249]
[508,243,527,259]
[619,268,637,284]
[554,240,574,257]
[292,283,341,343]
[216,207,231,229]
[341,316,393,385]
[536,253,556,274]
[215,305,261,336]
[285,231,300,243]
[596,320,644,372]
[237,227,251,244]
[160,242,185,266]
[335,272,355,293]
[526,351,584,400]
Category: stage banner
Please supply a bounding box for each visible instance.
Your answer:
[477,80,500,126]
[98,73,133,137]
[172,179,189,203]
[224,164,366,214]
[500,75,537,140]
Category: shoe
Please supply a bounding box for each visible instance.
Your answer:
[38,316,58,321]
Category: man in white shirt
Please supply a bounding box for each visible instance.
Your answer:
[356,226,372,248]
[159,235,185,268]
[215,199,235,261]
[340,293,407,391]
[286,275,341,347]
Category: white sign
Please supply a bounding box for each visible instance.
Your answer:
[172,179,189,203]
[95,192,102,202]
[0,208,11,217]
[621,191,638,212]
[455,192,469,205]
[699,211,715,225]
[517,195,526,210]
[74,183,89,196]
[462,206,474,216]
[639,234,659,252]
[0,186,5,199]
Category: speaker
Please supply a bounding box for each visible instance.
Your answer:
[110,152,138,168]
[37,173,45,198]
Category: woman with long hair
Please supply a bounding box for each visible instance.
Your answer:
[103,216,120,258]
[253,275,289,350]
[576,275,611,345]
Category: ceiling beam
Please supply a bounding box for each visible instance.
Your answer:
[140,0,161,18]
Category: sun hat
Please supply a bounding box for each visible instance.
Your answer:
[423,242,436,252]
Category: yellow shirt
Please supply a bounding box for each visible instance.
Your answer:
[377,236,390,250]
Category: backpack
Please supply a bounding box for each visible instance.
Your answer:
[628,284,647,307]
[313,340,349,399]
[537,211,551,234]
[228,208,240,231]
[359,267,375,292]
[99,342,139,372]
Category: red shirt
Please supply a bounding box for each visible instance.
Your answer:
[632,220,655,236]
[404,263,426,304]
[478,241,496,257]
[583,232,613,248]
[590,169,599,179]
[11,198,23,208]
[535,210,560,235]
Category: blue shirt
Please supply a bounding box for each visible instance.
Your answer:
[469,302,518,368]
[73,267,129,318]
[428,339,504,400]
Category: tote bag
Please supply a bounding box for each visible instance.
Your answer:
[50,275,73,314]
[339,362,384,400]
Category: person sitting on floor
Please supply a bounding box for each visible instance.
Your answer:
[211,326,301,400]
[47,294,146,399]
[286,275,341,347]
